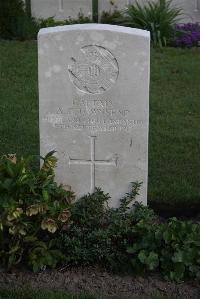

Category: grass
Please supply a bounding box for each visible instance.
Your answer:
[149,48,200,205]
[0,41,38,157]
[0,41,199,205]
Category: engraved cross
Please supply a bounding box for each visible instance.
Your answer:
[69,136,118,193]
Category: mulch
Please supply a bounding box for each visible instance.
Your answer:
[0,266,199,298]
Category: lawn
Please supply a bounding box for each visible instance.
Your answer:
[0,41,199,206]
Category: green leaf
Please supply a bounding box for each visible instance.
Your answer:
[146,252,159,270]
[138,250,147,264]
[8,244,20,254]
[6,162,15,178]
[163,231,171,243]
[32,262,39,273]
[44,151,56,159]
[172,251,184,263]
[42,189,49,201]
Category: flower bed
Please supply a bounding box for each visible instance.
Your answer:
[174,23,200,47]
[0,152,199,282]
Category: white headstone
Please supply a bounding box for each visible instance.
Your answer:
[38,24,150,207]
[31,0,92,20]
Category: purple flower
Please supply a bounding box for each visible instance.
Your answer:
[174,23,200,47]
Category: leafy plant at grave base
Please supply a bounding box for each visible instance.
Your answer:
[59,182,200,281]
[127,218,200,281]
[64,11,92,25]
[99,0,123,25]
[0,152,74,272]
[0,0,39,40]
[38,17,66,29]
[173,23,200,48]
[59,182,156,272]
[100,9,124,25]
[38,11,92,30]
[119,0,182,47]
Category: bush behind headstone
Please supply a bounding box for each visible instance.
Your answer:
[0,0,38,40]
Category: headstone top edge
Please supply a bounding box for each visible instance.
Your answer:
[38,23,150,39]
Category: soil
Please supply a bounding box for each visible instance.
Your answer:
[0,266,199,299]
[149,201,200,219]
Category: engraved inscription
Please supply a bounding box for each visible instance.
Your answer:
[69,136,118,192]
[43,95,144,133]
[68,45,119,94]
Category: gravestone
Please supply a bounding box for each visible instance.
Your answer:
[38,24,150,207]
[31,0,92,20]
[31,1,200,22]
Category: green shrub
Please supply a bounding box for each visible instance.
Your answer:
[59,182,155,271]
[121,0,182,47]
[127,218,200,281]
[0,152,74,271]
[59,183,200,281]
[0,0,38,40]
[13,16,39,41]
[0,0,24,39]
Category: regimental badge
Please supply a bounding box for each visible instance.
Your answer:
[68,45,119,94]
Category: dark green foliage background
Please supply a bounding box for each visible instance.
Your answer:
[0,0,38,40]
[0,0,25,39]
[0,41,199,205]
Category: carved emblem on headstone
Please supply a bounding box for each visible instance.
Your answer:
[68,45,119,94]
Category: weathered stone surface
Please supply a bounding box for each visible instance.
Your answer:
[38,24,150,206]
